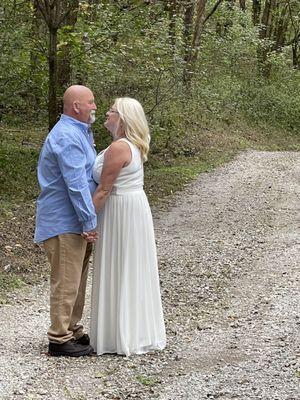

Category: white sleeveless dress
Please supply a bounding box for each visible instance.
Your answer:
[90,138,166,356]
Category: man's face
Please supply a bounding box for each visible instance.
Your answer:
[89,110,96,124]
[75,90,97,124]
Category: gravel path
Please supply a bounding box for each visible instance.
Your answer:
[0,150,299,400]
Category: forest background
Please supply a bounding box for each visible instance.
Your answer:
[0,0,299,299]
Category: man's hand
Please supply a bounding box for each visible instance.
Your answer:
[81,230,99,243]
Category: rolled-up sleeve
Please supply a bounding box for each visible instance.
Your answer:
[56,139,97,231]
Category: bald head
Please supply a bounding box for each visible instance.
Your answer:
[63,85,97,123]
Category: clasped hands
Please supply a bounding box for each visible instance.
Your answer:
[81,230,99,243]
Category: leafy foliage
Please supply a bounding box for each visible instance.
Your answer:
[0,0,299,135]
[1,0,299,301]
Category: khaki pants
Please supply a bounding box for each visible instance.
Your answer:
[43,233,93,343]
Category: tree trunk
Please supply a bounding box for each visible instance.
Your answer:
[239,0,246,11]
[29,0,42,110]
[273,4,289,51]
[183,0,207,85]
[292,41,300,69]
[57,1,79,89]
[223,0,235,33]
[286,0,300,69]
[48,27,58,130]
[260,0,277,40]
[258,0,277,77]
[183,1,195,61]
[190,0,207,66]
[252,0,261,25]
[182,1,195,83]
[187,0,207,80]
[36,0,80,129]
[166,0,177,49]
[57,0,79,116]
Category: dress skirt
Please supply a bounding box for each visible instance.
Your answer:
[90,190,166,356]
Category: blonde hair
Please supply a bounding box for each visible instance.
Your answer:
[114,97,150,162]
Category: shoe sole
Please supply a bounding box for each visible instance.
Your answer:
[48,345,93,357]
[48,349,93,357]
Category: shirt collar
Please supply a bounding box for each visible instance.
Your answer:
[60,114,90,134]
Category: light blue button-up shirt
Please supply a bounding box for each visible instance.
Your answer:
[34,114,97,243]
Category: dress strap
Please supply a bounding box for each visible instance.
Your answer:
[117,138,141,166]
[117,138,136,155]
[117,137,132,147]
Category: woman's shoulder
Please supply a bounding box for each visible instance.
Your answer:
[108,138,132,153]
[117,138,141,153]
[114,137,132,146]
[102,139,132,165]
[96,141,130,160]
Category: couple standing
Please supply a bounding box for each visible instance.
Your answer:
[34,85,166,357]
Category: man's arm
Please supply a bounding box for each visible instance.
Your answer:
[56,138,97,233]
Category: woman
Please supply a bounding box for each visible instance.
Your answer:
[90,97,166,356]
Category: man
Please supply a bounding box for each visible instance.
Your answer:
[34,85,98,357]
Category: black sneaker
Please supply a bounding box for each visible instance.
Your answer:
[75,334,90,346]
[48,339,93,357]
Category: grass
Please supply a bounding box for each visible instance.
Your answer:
[0,273,25,304]
[136,374,160,386]
[0,127,42,204]
[0,119,299,300]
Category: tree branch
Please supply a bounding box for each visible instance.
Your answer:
[36,1,50,26]
[58,7,73,27]
[204,0,223,25]
[285,31,300,47]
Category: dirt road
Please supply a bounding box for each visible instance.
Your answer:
[0,150,299,399]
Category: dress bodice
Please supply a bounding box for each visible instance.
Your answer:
[92,138,144,193]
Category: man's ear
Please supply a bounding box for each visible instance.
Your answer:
[73,101,80,114]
